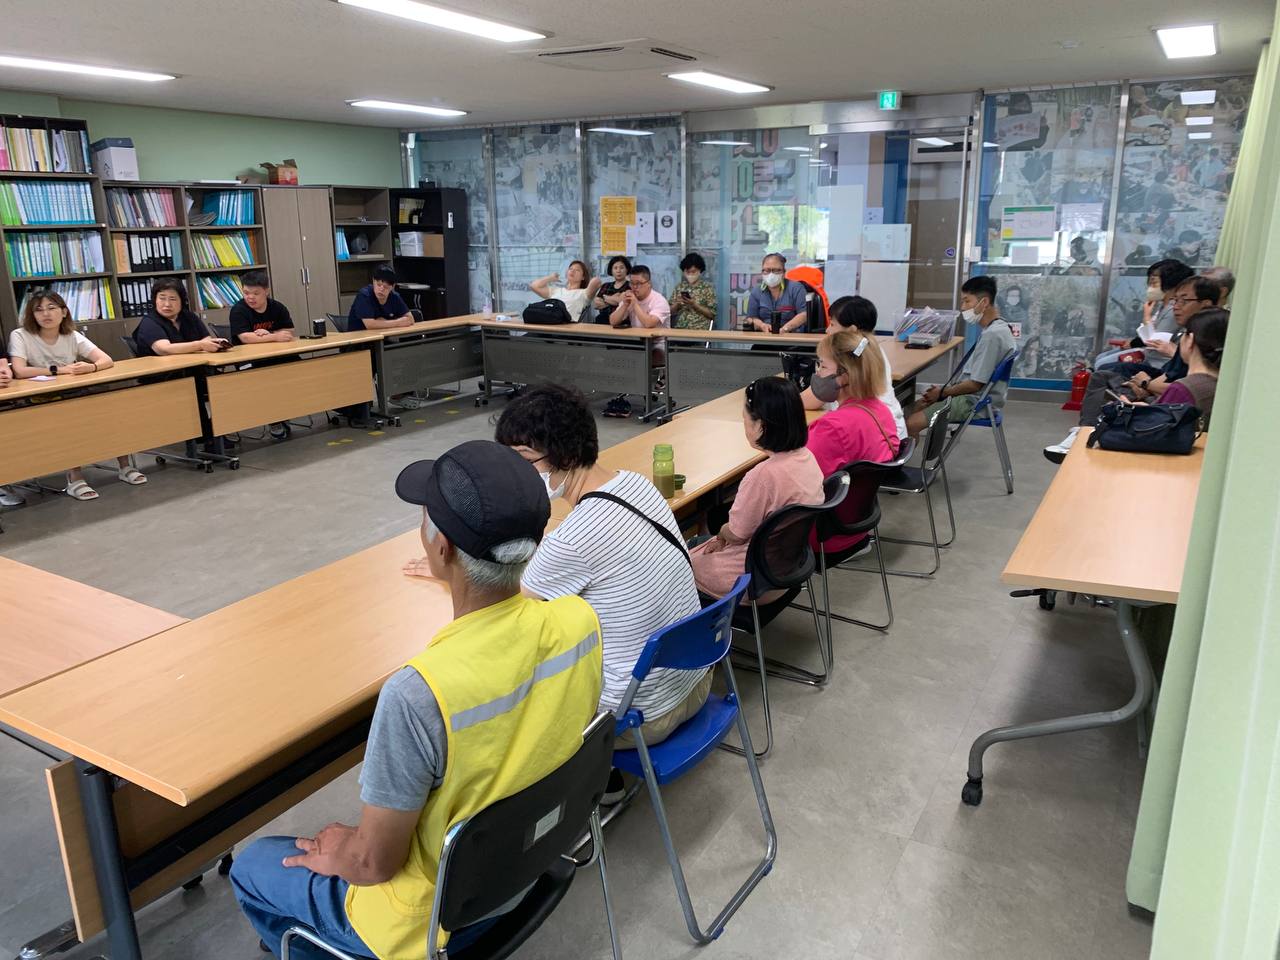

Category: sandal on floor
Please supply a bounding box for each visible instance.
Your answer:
[66,479,100,501]
[118,466,148,485]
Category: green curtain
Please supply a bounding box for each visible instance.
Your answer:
[1126,27,1280,959]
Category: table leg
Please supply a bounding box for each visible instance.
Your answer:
[481,330,494,402]
[75,760,142,960]
[961,600,1155,807]
[369,341,401,426]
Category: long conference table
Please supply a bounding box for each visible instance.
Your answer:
[0,385,789,960]
[0,315,959,519]
[960,427,1206,807]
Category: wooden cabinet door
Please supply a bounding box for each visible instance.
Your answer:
[261,189,306,319]
[297,188,339,320]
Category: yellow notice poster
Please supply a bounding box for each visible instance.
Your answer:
[600,196,637,255]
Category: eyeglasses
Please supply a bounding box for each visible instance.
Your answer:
[1172,296,1207,304]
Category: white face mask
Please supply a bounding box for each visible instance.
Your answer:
[762,271,784,288]
[684,272,700,284]
[1146,285,1162,302]
[540,470,566,500]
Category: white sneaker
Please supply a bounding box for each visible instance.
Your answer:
[1043,427,1081,465]
[0,485,24,507]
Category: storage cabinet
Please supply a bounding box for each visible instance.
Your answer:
[261,187,339,322]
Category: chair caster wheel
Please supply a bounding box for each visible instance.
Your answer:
[154,455,166,466]
[961,778,983,807]
[204,463,214,474]
[218,853,234,875]
[182,875,204,891]
[229,460,241,471]
[1039,592,1056,611]
[329,416,341,427]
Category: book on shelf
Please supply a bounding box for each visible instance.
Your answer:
[335,229,351,260]
[189,231,255,269]
[197,274,245,309]
[397,197,425,224]
[4,231,105,278]
[106,187,178,228]
[0,180,96,225]
[200,190,255,226]
[17,278,114,321]
[119,276,183,318]
[0,123,91,173]
[114,232,183,273]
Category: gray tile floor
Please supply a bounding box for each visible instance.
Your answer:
[0,393,1153,959]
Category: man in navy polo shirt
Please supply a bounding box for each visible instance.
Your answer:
[745,252,809,334]
[347,265,414,331]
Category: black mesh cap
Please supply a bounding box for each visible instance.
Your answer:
[395,441,550,560]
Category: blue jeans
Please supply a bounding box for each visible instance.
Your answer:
[231,836,496,959]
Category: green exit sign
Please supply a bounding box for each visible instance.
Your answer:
[878,90,902,111]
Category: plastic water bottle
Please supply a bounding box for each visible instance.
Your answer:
[482,295,493,315]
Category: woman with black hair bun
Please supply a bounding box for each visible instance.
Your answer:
[1138,307,1228,426]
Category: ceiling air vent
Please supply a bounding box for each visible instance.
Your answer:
[520,39,701,72]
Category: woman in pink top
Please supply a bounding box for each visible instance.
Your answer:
[806,326,901,555]
[691,377,824,598]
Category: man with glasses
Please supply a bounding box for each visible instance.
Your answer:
[1044,274,1222,463]
[744,252,809,334]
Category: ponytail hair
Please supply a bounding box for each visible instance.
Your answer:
[1184,307,1229,370]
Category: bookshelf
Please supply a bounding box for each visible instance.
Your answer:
[387,187,469,319]
[332,186,392,314]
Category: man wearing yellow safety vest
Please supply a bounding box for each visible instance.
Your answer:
[231,440,604,959]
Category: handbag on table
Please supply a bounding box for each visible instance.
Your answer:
[1086,401,1201,454]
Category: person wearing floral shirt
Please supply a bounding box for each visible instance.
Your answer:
[669,252,717,329]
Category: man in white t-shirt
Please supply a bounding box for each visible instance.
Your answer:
[800,295,907,439]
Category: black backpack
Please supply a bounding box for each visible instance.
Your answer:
[522,299,573,325]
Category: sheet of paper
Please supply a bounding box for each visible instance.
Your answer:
[656,210,678,244]
[601,225,629,256]
[634,212,655,245]
[31,375,56,381]
[599,195,637,227]
[859,261,910,328]
[1001,205,1057,241]
[823,258,861,299]
[826,184,865,257]
[624,225,638,258]
[1010,244,1040,266]
[1061,202,1104,233]
[862,223,912,261]
[864,207,884,225]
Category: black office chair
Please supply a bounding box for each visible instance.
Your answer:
[799,445,915,637]
[877,408,956,577]
[411,308,424,323]
[726,473,849,759]
[326,313,348,333]
[206,322,231,341]
[282,714,621,960]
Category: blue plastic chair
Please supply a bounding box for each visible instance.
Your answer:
[945,349,1017,494]
[612,574,777,945]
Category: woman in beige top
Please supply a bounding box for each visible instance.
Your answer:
[7,290,148,500]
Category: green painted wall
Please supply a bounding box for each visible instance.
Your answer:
[0,90,402,186]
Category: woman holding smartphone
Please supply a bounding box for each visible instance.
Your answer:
[133,278,227,356]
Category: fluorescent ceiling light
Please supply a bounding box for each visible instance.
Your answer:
[668,71,771,94]
[784,146,811,152]
[348,99,467,116]
[1156,24,1217,59]
[1188,131,1212,140]
[0,54,174,82]
[699,139,751,146]
[1185,116,1213,126]
[587,127,653,136]
[917,137,952,147]
[336,0,545,42]
[1180,89,1217,105]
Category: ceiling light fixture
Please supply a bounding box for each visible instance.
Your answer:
[668,71,771,94]
[698,140,751,146]
[348,99,467,117]
[587,127,654,136]
[1188,131,1213,140]
[784,146,811,152]
[0,54,174,82]
[335,0,545,42]
[1180,89,1217,105]
[1155,24,1217,59]
[917,137,952,147]
[1185,116,1213,126]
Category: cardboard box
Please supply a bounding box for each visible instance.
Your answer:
[260,159,299,185]
[90,138,139,181]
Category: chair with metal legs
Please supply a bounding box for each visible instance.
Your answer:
[117,334,220,472]
[725,474,848,759]
[942,349,1018,495]
[875,408,957,578]
[282,713,622,960]
[612,574,776,945]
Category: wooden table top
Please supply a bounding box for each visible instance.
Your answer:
[203,330,384,365]
[663,328,822,345]
[1002,429,1206,604]
[881,336,962,381]
[0,530,447,805]
[0,558,187,697]
[0,356,208,402]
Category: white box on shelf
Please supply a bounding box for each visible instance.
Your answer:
[90,138,139,181]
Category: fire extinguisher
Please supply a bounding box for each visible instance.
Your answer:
[1062,361,1090,411]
